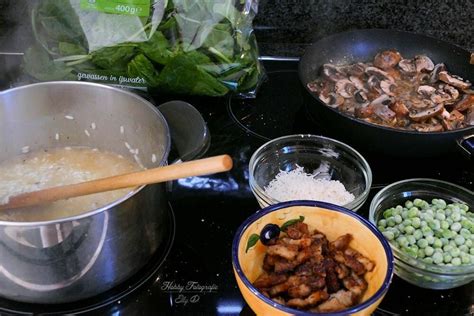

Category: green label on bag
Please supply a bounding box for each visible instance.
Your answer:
[80,0,151,17]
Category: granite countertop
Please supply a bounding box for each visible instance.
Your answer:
[254,0,474,57]
[0,0,473,58]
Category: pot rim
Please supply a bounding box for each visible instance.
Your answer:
[0,81,171,226]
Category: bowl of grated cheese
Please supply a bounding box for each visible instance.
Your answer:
[249,135,372,211]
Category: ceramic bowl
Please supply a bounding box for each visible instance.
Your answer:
[232,201,394,315]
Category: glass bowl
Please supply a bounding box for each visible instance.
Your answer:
[369,178,474,289]
[248,134,372,211]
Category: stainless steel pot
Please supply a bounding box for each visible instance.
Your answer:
[0,81,208,303]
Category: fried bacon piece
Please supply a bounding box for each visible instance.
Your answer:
[315,290,357,312]
[253,272,287,288]
[287,290,329,308]
[252,221,375,312]
[285,222,309,239]
[267,244,298,260]
[329,233,352,251]
[342,272,368,298]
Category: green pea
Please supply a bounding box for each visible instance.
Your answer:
[382,231,395,241]
[394,214,403,224]
[413,229,423,240]
[460,228,471,239]
[405,200,414,208]
[443,244,453,252]
[442,229,454,239]
[436,213,446,221]
[451,222,462,232]
[383,209,394,219]
[440,238,449,246]
[433,252,443,264]
[455,235,465,246]
[424,246,435,256]
[452,257,461,266]
[459,245,469,253]
[387,218,396,227]
[423,257,433,264]
[414,198,424,207]
[426,235,435,245]
[461,254,471,264]
[417,249,426,259]
[378,226,386,232]
[404,225,415,235]
[465,239,472,248]
[461,219,473,230]
[460,204,469,212]
[412,218,421,228]
[433,238,443,248]
[441,220,450,230]
[417,238,428,248]
[451,213,462,222]
[450,248,461,258]
[443,254,452,263]
[378,219,387,227]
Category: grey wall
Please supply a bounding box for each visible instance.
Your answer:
[253,0,474,56]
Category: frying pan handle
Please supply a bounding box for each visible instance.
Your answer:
[457,134,474,160]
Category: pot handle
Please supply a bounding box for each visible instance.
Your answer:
[157,100,210,162]
[457,134,474,160]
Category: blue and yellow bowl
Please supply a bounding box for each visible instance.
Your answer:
[232,201,394,316]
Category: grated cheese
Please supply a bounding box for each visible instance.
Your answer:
[264,166,355,206]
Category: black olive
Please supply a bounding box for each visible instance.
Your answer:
[260,224,281,245]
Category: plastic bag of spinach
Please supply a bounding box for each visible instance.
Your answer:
[23,0,264,97]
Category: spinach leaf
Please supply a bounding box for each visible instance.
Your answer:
[158,51,228,96]
[23,45,75,81]
[127,54,160,87]
[58,42,87,56]
[91,45,137,70]
[203,23,235,62]
[138,31,176,65]
[35,0,87,48]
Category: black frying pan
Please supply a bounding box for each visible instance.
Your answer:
[299,29,474,159]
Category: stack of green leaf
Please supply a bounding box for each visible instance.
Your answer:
[23,0,264,97]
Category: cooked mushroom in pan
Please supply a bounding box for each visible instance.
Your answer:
[307,50,474,131]
[252,220,375,312]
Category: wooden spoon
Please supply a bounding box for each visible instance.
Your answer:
[0,154,233,211]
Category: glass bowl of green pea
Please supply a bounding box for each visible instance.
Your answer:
[369,178,474,289]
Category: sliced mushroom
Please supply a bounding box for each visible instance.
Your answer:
[335,79,357,98]
[371,94,396,122]
[429,63,446,83]
[321,64,346,82]
[431,89,454,104]
[409,103,444,122]
[355,104,374,118]
[414,55,435,72]
[365,67,395,83]
[411,123,444,132]
[441,110,465,130]
[380,80,396,96]
[443,85,459,102]
[439,71,472,90]
[320,93,345,108]
[389,100,409,116]
[453,94,474,112]
[345,63,367,77]
[349,76,365,90]
[398,59,416,73]
[410,99,435,109]
[417,85,436,97]
[354,90,368,103]
[373,50,402,69]
[367,75,381,93]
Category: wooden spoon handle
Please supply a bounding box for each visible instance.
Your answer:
[0,155,233,211]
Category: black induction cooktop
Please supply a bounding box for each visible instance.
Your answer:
[0,58,472,316]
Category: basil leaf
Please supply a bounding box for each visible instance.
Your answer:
[280,216,305,231]
[245,233,260,253]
